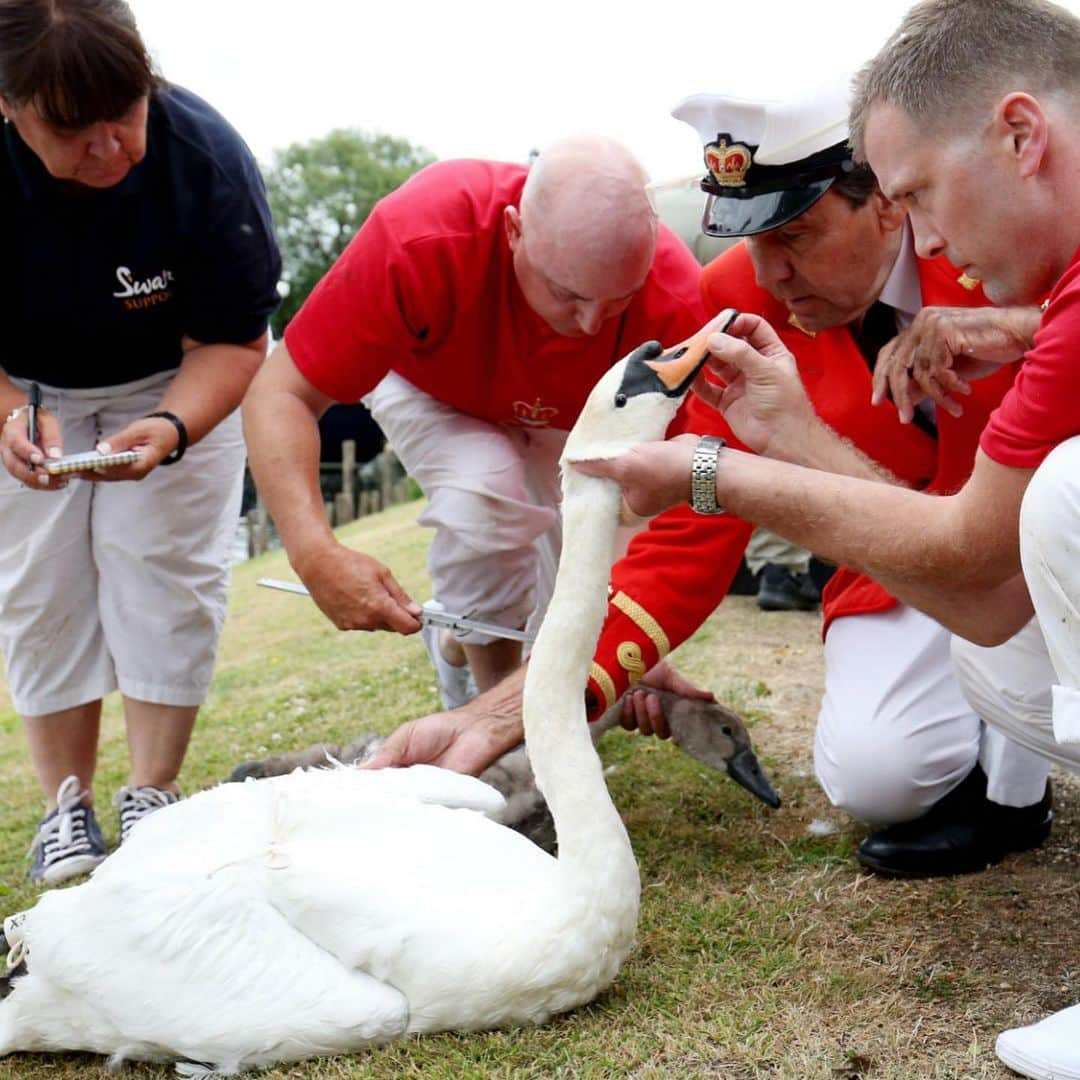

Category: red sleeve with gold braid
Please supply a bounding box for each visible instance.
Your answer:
[584,394,755,720]
[585,506,753,719]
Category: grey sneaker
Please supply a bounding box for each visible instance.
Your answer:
[421,600,477,710]
[29,775,107,885]
[113,784,180,843]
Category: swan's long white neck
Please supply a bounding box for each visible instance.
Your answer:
[522,466,637,884]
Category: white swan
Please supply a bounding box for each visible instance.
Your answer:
[0,311,733,1073]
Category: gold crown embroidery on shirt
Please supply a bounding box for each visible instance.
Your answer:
[511,399,559,427]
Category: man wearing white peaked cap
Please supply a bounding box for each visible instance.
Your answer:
[626,77,1054,878]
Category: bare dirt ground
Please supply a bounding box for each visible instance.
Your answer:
[684,596,1080,1077]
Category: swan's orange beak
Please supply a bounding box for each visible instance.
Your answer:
[645,308,737,392]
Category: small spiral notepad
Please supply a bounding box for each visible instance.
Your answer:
[43,450,141,475]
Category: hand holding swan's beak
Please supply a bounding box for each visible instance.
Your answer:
[573,433,699,519]
[644,308,739,394]
[694,310,818,459]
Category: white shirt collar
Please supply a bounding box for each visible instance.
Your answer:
[877,220,922,327]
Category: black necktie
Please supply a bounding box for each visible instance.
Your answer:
[854,301,897,370]
[853,301,937,438]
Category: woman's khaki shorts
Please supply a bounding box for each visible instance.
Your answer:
[0,372,245,716]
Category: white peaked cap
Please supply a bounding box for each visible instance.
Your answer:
[667,74,858,237]
[671,75,852,166]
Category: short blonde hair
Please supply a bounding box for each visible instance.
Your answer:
[850,0,1080,159]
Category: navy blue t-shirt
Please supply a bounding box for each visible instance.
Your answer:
[1,86,281,389]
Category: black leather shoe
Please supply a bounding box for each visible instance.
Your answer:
[856,764,1053,878]
[756,563,821,612]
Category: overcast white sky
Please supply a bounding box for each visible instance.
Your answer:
[128,0,1080,178]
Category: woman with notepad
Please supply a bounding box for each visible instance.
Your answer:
[0,0,281,886]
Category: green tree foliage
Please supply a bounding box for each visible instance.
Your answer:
[264,129,435,335]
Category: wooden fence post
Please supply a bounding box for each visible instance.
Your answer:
[246,492,271,557]
[379,447,395,508]
[257,493,270,555]
[334,491,354,525]
[339,439,356,522]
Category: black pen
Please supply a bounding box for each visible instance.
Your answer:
[27,382,40,471]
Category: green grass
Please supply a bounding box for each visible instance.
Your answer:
[1,499,1076,1079]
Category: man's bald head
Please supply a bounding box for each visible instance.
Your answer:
[506,135,658,337]
[521,136,656,266]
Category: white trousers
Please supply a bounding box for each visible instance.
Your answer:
[744,527,812,576]
[816,603,1050,825]
[364,372,566,644]
[0,372,245,715]
[952,435,1080,773]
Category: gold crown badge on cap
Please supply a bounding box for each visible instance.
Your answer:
[704,136,753,187]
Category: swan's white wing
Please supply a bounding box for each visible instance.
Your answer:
[266,793,556,945]
[3,762,571,1063]
[83,766,557,1026]
[269,762,508,816]
[7,864,407,1069]
[97,764,508,884]
[262,794,578,1031]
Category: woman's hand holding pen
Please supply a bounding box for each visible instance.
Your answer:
[0,394,182,487]
[0,385,67,490]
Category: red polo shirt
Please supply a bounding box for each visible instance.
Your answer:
[980,246,1080,469]
[284,159,704,432]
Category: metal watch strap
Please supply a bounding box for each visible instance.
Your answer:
[144,411,188,465]
[690,435,726,515]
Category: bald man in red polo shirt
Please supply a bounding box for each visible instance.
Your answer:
[243,137,705,705]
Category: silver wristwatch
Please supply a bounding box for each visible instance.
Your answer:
[690,435,726,515]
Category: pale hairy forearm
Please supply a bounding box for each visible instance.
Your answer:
[870,569,1034,645]
[459,664,528,751]
[774,414,904,485]
[715,449,1025,593]
[158,336,267,445]
[244,343,423,633]
[1009,306,1044,350]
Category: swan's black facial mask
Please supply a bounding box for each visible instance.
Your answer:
[614,308,738,406]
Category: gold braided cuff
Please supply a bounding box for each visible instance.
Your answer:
[589,663,618,712]
[610,591,671,657]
